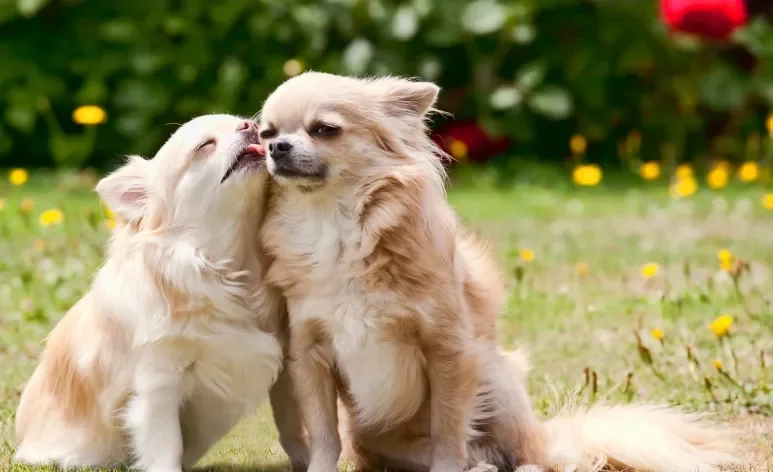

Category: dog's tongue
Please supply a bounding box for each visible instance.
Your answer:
[245,143,265,156]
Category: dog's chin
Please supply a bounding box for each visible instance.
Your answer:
[221,145,265,184]
[268,162,328,191]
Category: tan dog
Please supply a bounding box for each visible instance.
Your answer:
[258,72,737,472]
[15,115,307,472]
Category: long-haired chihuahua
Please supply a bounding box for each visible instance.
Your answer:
[15,115,307,472]
[258,73,738,472]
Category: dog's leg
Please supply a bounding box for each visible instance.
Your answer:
[290,321,340,472]
[487,352,546,466]
[270,364,310,471]
[179,392,247,470]
[125,354,188,472]
[426,332,480,472]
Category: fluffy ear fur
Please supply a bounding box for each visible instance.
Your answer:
[374,77,440,118]
[95,155,150,224]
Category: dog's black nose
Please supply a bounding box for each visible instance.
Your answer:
[268,139,293,161]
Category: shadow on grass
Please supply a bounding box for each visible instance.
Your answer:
[196,463,293,472]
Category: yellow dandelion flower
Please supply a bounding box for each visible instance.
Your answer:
[282,59,304,77]
[707,168,729,190]
[710,314,733,337]
[762,193,773,210]
[520,248,534,262]
[570,134,587,155]
[9,168,28,186]
[640,162,660,181]
[103,205,114,220]
[738,162,759,183]
[718,249,734,271]
[641,262,659,280]
[105,219,117,230]
[576,262,589,275]
[712,359,723,371]
[72,105,107,125]
[39,208,64,227]
[448,138,468,161]
[34,239,46,251]
[676,164,693,179]
[572,164,602,187]
[766,113,773,134]
[670,177,698,198]
[20,199,34,214]
[650,328,664,342]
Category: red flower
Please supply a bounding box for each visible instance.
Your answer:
[660,0,747,40]
[432,120,511,164]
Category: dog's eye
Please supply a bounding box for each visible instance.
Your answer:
[259,129,277,140]
[310,124,341,137]
[196,139,216,151]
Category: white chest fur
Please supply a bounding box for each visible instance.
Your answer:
[154,318,281,400]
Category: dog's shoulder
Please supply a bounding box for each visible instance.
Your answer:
[356,173,457,300]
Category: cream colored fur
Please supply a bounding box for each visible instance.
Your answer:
[14,115,307,472]
[258,72,739,472]
[503,348,738,472]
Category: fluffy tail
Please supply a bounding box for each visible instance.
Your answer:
[539,403,739,472]
[498,347,739,471]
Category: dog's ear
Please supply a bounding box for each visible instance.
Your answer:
[96,155,150,224]
[376,78,440,118]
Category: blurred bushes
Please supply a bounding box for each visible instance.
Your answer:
[2,0,773,169]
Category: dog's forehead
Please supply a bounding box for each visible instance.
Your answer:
[262,90,326,126]
[154,114,241,161]
[177,114,241,138]
[262,74,368,126]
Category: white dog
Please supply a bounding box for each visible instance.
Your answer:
[14,114,307,471]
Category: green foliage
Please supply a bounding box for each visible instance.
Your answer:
[2,0,773,168]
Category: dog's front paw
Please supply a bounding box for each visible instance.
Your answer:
[514,465,547,472]
[306,455,339,472]
[280,436,310,472]
[430,458,467,472]
[290,460,309,472]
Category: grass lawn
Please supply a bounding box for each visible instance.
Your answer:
[1,169,772,471]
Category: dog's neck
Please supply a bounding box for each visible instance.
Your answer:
[272,169,453,258]
[177,177,266,264]
[98,177,265,319]
[186,200,257,267]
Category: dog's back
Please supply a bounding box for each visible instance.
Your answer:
[457,233,506,342]
[15,294,130,468]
